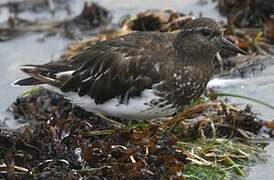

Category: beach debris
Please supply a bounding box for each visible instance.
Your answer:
[264,15,274,43]
[63,2,112,38]
[0,87,273,179]
[120,9,192,32]
[62,10,194,59]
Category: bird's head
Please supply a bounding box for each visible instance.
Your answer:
[176,17,247,64]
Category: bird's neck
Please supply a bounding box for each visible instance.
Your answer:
[174,32,216,68]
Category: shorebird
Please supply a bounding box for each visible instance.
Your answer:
[14,17,246,120]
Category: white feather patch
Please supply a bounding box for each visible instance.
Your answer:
[56,70,75,78]
[43,85,177,120]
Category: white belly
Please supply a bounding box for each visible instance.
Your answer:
[44,85,178,120]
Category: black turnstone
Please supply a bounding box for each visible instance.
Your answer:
[14,17,246,120]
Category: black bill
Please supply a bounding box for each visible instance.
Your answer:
[219,37,248,55]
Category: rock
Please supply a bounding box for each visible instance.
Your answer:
[217,0,274,28]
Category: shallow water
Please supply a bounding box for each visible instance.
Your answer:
[0,0,273,179]
[208,57,274,119]
[0,33,71,110]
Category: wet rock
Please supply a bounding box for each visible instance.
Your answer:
[217,55,274,78]
[217,0,274,28]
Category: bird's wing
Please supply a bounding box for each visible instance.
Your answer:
[58,32,175,104]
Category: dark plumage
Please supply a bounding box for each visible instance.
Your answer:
[14,17,246,120]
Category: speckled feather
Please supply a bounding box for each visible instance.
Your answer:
[14,18,237,119]
[61,32,176,104]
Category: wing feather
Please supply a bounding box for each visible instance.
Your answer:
[18,32,176,104]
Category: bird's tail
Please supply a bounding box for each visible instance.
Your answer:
[13,65,69,87]
[13,77,43,86]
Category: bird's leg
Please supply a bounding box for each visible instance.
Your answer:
[150,116,173,124]
[71,104,77,115]
[95,112,125,128]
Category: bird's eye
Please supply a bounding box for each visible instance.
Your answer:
[201,30,213,37]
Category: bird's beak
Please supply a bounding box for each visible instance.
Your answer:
[219,37,248,55]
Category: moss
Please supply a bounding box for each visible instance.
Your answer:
[177,138,267,177]
[184,164,226,180]
[20,86,43,97]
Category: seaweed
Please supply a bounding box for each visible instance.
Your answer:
[0,87,273,179]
